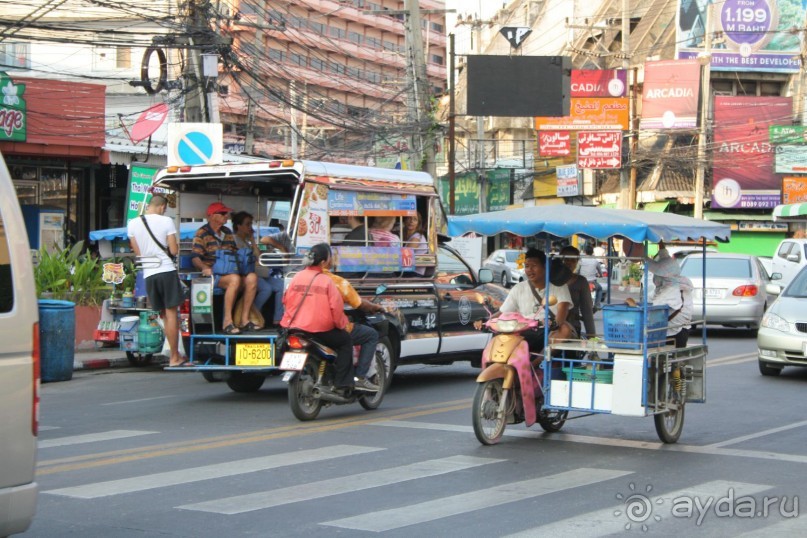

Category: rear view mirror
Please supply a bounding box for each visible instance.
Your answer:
[478,268,493,284]
[771,272,783,281]
[765,283,782,296]
[787,254,800,263]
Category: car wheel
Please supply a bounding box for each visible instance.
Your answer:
[500,272,508,287]
[758,360,782,377]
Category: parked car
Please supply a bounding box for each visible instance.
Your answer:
[0,153,39,536]
[665,245,717,262]
[482,249,524,287]
[758,256,773,279]
[757,265,807,376]
[771,238,807,288]
[679,253,771,330]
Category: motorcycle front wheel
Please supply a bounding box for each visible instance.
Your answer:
[358,354,387,410]
[288,358,323,421]
[472,379,507,445]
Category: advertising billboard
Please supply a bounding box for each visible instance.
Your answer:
[677,0,805,73]
[534,98,629,130]
[538,131,571,157]
[639,60,701,129]
[577,131,622,169]
[571,69,628,98]
[712,96,791,209]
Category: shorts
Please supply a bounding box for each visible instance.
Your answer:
[145,270,184,311]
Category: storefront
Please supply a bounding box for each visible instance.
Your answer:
[0,72,106,252]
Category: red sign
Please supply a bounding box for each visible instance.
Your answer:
[571,69,628,98]
[639,60,701,129]
[577,131,622,169]
[538,130,571,156]
[130,103,169,143]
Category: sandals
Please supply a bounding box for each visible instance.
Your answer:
[222,323,241,335]
[240,321,262,332]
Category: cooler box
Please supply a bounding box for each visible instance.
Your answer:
[602,304,669,349]
[119,316,139,352]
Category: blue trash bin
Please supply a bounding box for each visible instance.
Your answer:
[38,299,75,383]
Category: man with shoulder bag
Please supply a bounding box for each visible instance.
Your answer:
[127,194,189,366]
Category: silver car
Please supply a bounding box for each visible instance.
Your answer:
[679,253,771,330]
[758,265,807,376]
[482,249,524,288]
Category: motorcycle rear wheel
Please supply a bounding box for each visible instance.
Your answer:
[472,379,507,445]
[358,355,387,410]
[288,359,322,421]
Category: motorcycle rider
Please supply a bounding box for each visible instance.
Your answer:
[476,248,573,353]
[280,243,354,392]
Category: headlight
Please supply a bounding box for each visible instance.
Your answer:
[761,312,790,333]
[495,319,519,333]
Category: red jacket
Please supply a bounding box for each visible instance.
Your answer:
[281,267,348,332]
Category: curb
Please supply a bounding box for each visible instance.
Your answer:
[74,356,132,370]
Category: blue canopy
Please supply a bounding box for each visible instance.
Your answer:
[89,223,280,241]
[447,205,731,243]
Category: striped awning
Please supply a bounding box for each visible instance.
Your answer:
[773,203,807,221]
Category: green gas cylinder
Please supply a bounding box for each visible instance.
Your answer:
[138,310,164,354]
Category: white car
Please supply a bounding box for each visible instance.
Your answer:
[758,265,807,376]
[482,249,524,288]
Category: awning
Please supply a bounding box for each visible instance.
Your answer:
[703,211,773,222]
[89,223,280,241]
[773,203,807,222]
[642,201,669,212]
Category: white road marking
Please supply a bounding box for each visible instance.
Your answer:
[102,396,176,406]
[322,468,631,532]
[179,455,503,514]
[706,352,756,366]
[374,421,807,465]
[46,445,382,499]
[38,430,158,449]
[505,480,771,537]
[736,514,807,537]
[706,419,807,448]
[38,426,60,431]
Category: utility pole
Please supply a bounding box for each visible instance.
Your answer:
[619,0,631,210]
[181,0,209,123]
[448,32,456,215]
[694,3,713,220]
[403,0,435,175]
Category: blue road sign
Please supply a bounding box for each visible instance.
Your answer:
[177,131,214,165]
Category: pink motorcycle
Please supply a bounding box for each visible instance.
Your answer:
[473,312,568,445]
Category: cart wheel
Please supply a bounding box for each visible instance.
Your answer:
[126,351,153,367]
[654,373,685,443]
[537,409,568,433]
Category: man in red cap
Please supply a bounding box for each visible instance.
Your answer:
[191,202,258,334]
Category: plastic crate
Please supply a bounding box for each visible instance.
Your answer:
[562,366,614,384]
[93,330,119,342]
[602,304,669,349]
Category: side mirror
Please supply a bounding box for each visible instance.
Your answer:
[495,257,504,263]
[787,254,800,263]
[375,284,388,295]
[770,272,783,281]
[765,283,782,296]
[478,268,493,284]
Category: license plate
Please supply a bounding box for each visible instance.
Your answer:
[235,343,273,366]
[280,352,308,371]
[703,288,723,298]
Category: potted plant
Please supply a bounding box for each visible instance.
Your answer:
[628,263,643,287]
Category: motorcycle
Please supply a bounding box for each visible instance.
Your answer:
[472,311,569,445]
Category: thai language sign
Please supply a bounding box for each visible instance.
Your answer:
[539,130,571,157]
[677,0,805,73]
[556,164,579,197]
[712,96,791,209]
[639,60,701,129]
[333,246,414,272]
[327,190,417,216]
[0,71,26,142]
[577,131,622,169]
[535,98,629,131]
[571,69,627,98]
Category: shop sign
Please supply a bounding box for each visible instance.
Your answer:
[775,145,807,173]
[439,172,479,215]
[295,182,329,250]
[124,165,159,224]
[333,246,413,273]
[535,98,629,131]
[571,69,627,98]
[556,164,579,197]
[539,131,571,157]
[782,176,807,204]
[0,71,26,142]
[677,0,804,73]
[327,190,416,216]
[486,168,511,211]
[577,131,622,169]
[639,60,701,129]
[770,125,807,145]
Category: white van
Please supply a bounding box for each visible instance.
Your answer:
[0,152,39,536]
[771,238,807,287]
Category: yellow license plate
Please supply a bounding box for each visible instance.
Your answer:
[235,343,274,366]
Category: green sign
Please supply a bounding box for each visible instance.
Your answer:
[770,125,807,145]
[439,172,479,215]
[0,72,26,142]
[486,168,511,211]
[124,165,159,224]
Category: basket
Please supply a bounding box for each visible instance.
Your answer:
[602,304,669,350]
[562,366,614,384]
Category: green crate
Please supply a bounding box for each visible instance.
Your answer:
[562,366,613,384]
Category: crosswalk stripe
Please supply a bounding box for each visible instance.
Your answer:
[179,455,504,515]
[504,480,772,537]
[38,430,158,449]
[736,514,807,536]
[322,467,631,532]
[46,445,382,499]
[38,426,60,432]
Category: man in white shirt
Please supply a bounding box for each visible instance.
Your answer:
[578,244,604,310]
[483,248,574,353]
[127,195,187,366]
